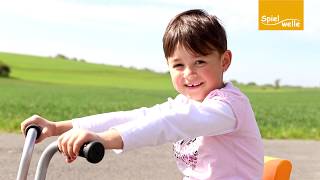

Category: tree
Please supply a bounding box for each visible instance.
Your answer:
[55,54,68,59]
[0,61,11,77]
[274,79,281,89]
[247,82,257,86]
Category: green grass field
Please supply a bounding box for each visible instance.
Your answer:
[1,52,319,139]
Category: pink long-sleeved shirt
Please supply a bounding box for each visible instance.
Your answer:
[72,82,264,179]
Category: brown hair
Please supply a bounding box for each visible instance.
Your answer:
[163,9,227,58]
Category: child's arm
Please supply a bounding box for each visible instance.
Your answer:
[72,107,149,132]
[111,95,237,151]
[21,115,73,143]
[54,120,73,135]
[57,128,123,163]
[58,95,236,162]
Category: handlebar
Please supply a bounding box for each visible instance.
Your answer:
[24,124,105,163]
[34,140,105,180]
[17,124,105,180]
[25,124,42,140]
[17,125,42,180]
[78,141,105,164]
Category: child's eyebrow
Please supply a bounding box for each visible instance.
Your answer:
[169,58,182,63]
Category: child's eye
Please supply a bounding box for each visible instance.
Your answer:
[195,60,206,66]
[173,64,184,68]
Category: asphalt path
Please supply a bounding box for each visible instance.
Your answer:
[1,133,319,180]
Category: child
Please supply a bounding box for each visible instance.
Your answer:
[21,9,264,179]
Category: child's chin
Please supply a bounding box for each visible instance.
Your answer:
[190,96,204,102]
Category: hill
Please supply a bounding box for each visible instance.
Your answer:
[0,52,172,90]
[0,52,176,132]
[0,52,319,139]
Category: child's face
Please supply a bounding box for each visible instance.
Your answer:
[167,45,231,102]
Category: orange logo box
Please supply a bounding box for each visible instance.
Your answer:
[259,0,304,30]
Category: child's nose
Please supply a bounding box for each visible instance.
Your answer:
[183,66,196,79]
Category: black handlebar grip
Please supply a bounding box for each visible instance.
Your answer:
[78,141,105,164]
[25,125,42,140]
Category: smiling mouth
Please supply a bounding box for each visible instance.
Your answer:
[185,82,203,88]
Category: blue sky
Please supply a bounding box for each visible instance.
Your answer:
[0,0,319,87]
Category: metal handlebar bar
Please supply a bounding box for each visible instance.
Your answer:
[16,125,105,180]
[34,140,105,180]
[17,125,42,180]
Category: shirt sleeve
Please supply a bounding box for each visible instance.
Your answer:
[112,95,237,152]
[72,107,149,132]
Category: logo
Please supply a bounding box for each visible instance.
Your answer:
[259,0,304,30]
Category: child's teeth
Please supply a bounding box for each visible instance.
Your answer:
[187,83,201,87]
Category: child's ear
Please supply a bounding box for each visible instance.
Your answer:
[221,50,232,72]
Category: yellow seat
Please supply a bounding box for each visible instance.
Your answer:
[263,156,292,180]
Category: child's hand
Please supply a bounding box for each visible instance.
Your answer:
[57,129,102,163]
[20,115,56,143]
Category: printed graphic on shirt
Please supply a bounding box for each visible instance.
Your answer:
[173,138,200,169]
